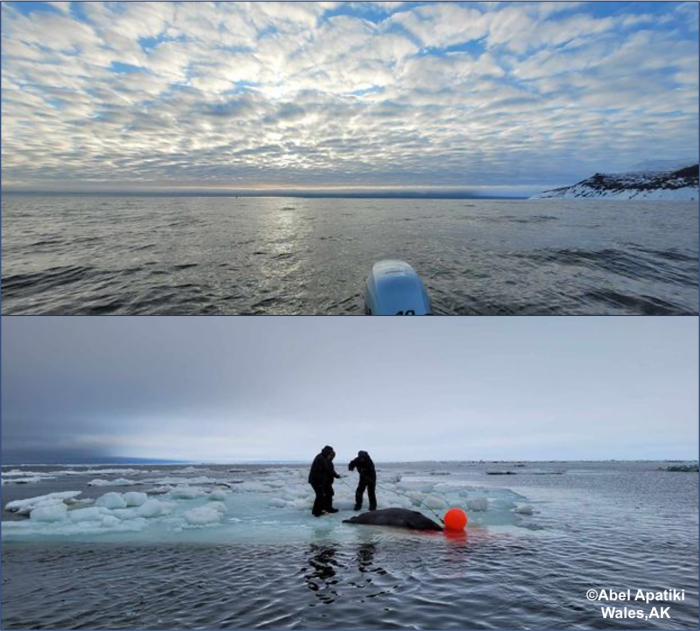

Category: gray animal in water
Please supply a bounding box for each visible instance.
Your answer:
[343,507,443,531]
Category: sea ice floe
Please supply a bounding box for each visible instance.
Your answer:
[138,499,165,518]
[123,492,148,507]
[2,476,52,485]
[2,469,534,542]
[96,493,127,509]
[207,490,228,502]
[514,504,534,515]
[184,504,225,525]
[236,481,270,493]
[69,507,108,522]
[89,478,140,487]
[467,497,489,512]
[31,504,68,522]
[148,476,220,486]
[423,495,448,510]
[167,486,206,500]
[5,491,83,515]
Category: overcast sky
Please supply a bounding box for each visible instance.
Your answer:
[1,317,697,463]
[1,1,698,195]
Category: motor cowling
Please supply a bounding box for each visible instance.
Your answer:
[364,260,431,315]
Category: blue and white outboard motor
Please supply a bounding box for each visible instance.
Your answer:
[364,260,431,315]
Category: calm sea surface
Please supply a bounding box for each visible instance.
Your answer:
[1,196,698,315]
[1,461,698,629]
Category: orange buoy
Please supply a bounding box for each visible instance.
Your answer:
[444,507,467,531]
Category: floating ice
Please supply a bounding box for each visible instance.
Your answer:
[423,495,448,510]
[467,497,489,512]
[3,477,46,485]
[123,492,147,507]
[168,486,206,500]
[137,499,164,518]
[514,504,533,515]
[237,481,270,492]
[148,476,220,486]
[88,478,140,487]
[5,491,83,515]
[69,507,108,523]
[31,504,68,522]
[112,508,141,520]
[96,493,127,509]
[2,467,533,543]
[184,504,225,525]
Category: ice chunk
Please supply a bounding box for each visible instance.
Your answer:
[269,498,287,508]
[88,478,139,487]
[290,499,311,510]
[237,481,269,492]
[397,480,434,493]
[148,476,219,486]
[95,492,127,510]
[69,507,108,522]
[184,505,224,525]
[5,491,82,515]
[467,497,488,512]
[208,490,228,502]
[30,504,68,522]
[101,515,122,528]
[423,495,448,510]
[168,486,206,500]
[2,475,55,485]
[1,470,57,484]
[123,492,147,507]
[514,504,533,515]
[137,499,164,518]
[112,508,141,520]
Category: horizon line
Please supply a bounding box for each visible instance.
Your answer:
[2,458,697,466]
[0,188,531,200]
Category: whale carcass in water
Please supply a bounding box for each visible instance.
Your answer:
[343,508,443,531]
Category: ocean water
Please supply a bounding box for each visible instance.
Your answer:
[1,196,698,315]
[1,461,698,629]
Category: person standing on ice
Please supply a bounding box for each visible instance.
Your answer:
[323,450,341,513]
[348,450,377,511]
[308,446,339,517]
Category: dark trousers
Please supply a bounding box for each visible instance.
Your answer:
[355,479,377,510]
[311,483,335,514]
[311,483,326,515]
[324,485,335,511]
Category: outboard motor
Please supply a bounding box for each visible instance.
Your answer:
[364,260,431,315]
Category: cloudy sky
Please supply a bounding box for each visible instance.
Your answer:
[1,1,698,195]
[2,317,697,463]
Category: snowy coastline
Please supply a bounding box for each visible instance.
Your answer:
[532,164,699,200]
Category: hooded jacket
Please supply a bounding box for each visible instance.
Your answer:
[308,446,334,486]
[348,451,376,482]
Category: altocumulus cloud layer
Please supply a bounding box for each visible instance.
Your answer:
[1,1,698,193]
[2,318,698,463]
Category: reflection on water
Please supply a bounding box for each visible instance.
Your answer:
[303,541,391,605]
[303,544,343,604]
[356,543,380,574]
[443,529,468,545]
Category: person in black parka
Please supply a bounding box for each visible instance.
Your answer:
[348,450,377,511]
[324,450,341,513]
[308,445,340,516]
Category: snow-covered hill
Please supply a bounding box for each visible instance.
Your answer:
[532,164,699,200]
